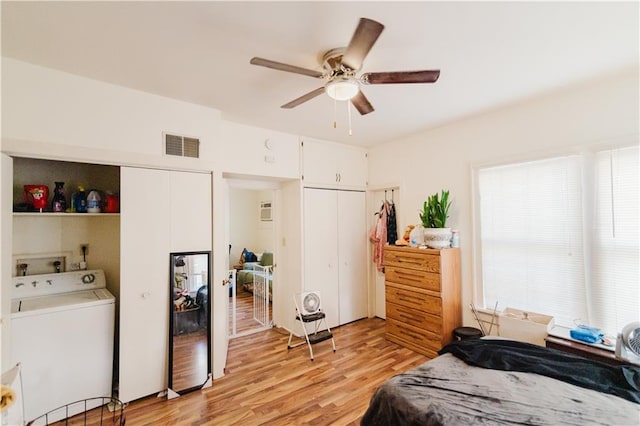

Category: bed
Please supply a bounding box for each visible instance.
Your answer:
[361,339,640,425]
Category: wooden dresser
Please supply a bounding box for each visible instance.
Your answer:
[384,246,461,358]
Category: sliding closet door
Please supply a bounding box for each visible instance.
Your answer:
[337,191,367,324]
[119,167,171,403]
[303,188,339,328]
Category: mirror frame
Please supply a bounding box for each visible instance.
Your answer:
[168,250,212,395]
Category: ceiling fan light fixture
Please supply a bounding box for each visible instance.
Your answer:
[325,79,360,101]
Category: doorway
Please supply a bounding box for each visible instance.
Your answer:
[370,187,400,319]
[227,182,276,337]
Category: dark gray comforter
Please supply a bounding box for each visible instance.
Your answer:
[362,341,640,425]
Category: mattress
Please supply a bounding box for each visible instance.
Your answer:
[362,340,640,425]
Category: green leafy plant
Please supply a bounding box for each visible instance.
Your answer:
[419,190,452,228]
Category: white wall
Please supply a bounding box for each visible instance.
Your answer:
[256,190,274,254]
[273,181,302,331]
[218,121,300,179]
[228,188,260,267]
[1,58,220,171]
[368,66,639,327]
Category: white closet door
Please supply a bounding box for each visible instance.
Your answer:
[169,171,212,252]
[338,191,368,324]
[119,167,171,403]
[303,188,339,328]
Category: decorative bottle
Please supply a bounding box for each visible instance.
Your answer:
[51,181,66,212]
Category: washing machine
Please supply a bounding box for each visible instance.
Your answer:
[10,270,115,424]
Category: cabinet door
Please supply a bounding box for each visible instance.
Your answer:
[337,191,368,324]
[303,188,339,328]
[301,140,337,186]
[169,171,212,252]
[119,167,171,403]
[336,146,367,189]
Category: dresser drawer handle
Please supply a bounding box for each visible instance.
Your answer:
[397,295,424,304]
[398,329,423,340]
[398,312,420,322]
[395,270,422,279]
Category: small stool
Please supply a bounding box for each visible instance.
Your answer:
[453,327,483,341]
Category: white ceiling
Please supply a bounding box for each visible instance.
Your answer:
[2,1,638,147]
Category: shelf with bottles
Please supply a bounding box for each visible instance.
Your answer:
[13,212,120,217]
[13,157,120,215]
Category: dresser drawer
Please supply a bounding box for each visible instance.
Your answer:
[386,285,442,316]
[385,266,441,292]
[385,249,440,273]
[386,303,441,334]
[386,318,442,352]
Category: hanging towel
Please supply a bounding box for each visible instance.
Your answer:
[370,204,387,272]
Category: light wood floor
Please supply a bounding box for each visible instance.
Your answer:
[123,317,426,425]
[229,289,273,335]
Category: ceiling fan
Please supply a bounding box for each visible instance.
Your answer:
[250,17,440,116]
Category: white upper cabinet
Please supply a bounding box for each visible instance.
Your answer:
[168,171,212,252]
[301,138,367,190]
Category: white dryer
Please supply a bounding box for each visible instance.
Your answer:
[10,270,115,423]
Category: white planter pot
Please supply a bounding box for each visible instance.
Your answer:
[423,227,452,249]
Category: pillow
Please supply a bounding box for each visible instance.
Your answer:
[240,248,258,264]
[260,252,273,267]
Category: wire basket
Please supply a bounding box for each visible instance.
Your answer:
[26,397,125,426]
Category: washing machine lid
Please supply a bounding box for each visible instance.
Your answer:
[11,288,115,318]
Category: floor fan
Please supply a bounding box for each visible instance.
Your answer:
[615,321,640,365]
[300,291,321,315]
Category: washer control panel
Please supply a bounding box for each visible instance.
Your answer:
[12,270,107,300]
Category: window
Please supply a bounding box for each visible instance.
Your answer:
[476,145,638,334]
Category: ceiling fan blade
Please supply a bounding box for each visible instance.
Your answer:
[250,57,324,78]
[341,18,385,71]
[362,70,440,85]
[351,90,374,116]
[281,87,326,109]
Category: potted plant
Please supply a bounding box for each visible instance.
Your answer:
[419,190,453,249]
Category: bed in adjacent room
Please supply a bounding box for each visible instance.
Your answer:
[361,339,640,425]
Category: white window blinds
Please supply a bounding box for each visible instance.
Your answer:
[477,145,639,334]
[591,146,639,333]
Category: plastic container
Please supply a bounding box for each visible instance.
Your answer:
[409,224,424,247]
[451,230,460,248]
[87,190,101,213]
[75,186,87,213]
[499,307,554,346]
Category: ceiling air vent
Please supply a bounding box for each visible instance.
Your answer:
[164,133,200,158]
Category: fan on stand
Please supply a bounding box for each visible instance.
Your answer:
[250,17,440,117]
[288,291,336,360]
[615,321,640,365]
[300,291,321,315]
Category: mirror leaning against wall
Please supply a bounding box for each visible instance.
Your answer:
[168,251,212,397]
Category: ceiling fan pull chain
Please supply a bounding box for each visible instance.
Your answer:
[348,100,353,136]
[333,97,337,129]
